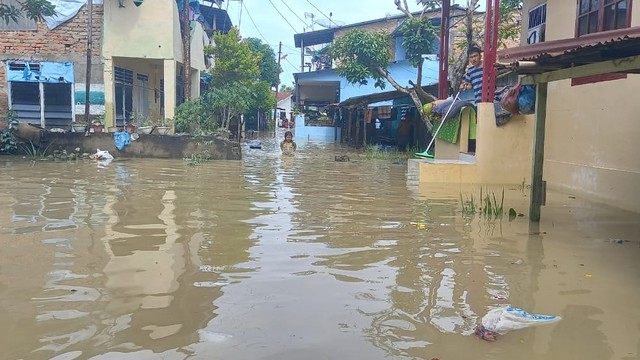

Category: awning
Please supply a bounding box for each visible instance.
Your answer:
[496,27,640,75]
[337,85,437,108]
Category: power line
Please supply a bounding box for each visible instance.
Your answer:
[305,0,332,23]
[267,0,299,32]
[241,1,272,45]
[280,0,308,28]
[282,43,298,51]
[284,57,298,71]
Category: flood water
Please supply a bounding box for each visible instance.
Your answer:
[1,132,639,360]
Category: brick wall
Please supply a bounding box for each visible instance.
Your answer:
[0,4,104,114]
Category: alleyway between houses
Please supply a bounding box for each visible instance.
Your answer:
[0,130,639,360]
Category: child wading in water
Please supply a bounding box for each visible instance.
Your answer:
[280,131,297,156]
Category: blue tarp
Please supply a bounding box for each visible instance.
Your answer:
[6,62,74,83]
[113,131,131,151]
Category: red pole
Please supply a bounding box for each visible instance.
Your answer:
[489,0,500,102]
[438,0,451,99]
[481,0,500,102]
[482,0,493,103]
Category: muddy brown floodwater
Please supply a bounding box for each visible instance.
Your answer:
[0,132,639,360]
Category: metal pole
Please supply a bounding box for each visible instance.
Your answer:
[84,0,93,125]
[438,0,450,99]
[274,41,282,137]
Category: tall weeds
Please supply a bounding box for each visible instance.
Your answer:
[460,187,505,220]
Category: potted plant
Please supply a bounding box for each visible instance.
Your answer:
[90,115,104,133]
[137,114,154,134]
[125,113,137,134]
[154,117,172,135]
[72,117,88,132]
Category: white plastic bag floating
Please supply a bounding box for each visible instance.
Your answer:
[89,149,114,161]
[482,306,561,335]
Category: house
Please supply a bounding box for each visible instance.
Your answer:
[274,91,293,126]
[292,7,468,146]
[494,0,640,215]
[0,0,232,130]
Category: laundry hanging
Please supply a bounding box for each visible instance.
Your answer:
[378,106,392,119]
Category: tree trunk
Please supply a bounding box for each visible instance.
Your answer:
[374,66,434,132]
[450,0,478,90]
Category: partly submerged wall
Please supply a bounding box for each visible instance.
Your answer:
[12,133,241,160]
[294,115,341,143]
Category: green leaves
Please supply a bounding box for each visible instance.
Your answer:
[327,29,391,89]
[399,17,437,67]
[0,0,56,25]
[209,28,260,87]
[245,38,279,87]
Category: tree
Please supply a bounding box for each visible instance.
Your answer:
[208,28,260,87]
[416,0,522,90]
[174,28,275,135]
[0,0,55,25]
[245,38,279,88]
[327,17,438,131]
[279,84,294,93]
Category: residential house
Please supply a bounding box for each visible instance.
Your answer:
[0,0,231,130]
[292,7,468,146]
[495,0,640,214]
[275,91,293,126]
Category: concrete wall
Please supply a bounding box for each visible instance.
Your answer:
[20,132,241,160]
[190,22,209,72]
[294,115,341,143]
[103,0,181,61]
[521,0,640,212]
[475,103,534,184]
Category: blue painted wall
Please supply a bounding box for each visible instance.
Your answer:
[294,115,341,144]
[296,57,439,106]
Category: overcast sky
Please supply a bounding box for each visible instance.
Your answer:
[223,0,470,87]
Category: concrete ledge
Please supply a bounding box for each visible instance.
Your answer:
[410,158,477,183]
[16,132,242,160]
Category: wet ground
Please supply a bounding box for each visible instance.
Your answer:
[0,131,639,360]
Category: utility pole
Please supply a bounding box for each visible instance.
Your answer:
[84,0,92,125]
[273,41,282,136]
[182,0,191,102]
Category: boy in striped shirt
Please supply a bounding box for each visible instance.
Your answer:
[460,46,484,104]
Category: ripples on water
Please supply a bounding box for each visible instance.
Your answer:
[0,134,639,360]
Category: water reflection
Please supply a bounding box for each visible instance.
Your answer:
[0,137,639,360]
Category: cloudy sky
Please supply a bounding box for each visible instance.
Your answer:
[223,0,470,87]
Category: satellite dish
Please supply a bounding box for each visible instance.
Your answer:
[315,19,345,29]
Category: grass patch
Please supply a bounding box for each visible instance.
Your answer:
[363,145,420,161]
[184,150,212,165]
[460,187,508,220]
[21,141,53,161]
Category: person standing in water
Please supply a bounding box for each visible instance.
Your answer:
[280,130,297,156]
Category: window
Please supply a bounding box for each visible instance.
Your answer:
[528,3,546,44]
[576,0,631,36]
[573,0,632,85]
[115,67,133,124]
[8,61,74,129]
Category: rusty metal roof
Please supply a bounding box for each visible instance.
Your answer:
[496,27,640,75]
[337,85,437,108]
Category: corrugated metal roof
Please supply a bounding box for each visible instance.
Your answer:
[337,85,437,108]
[496,27,640,74]
[294,6,466,48]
